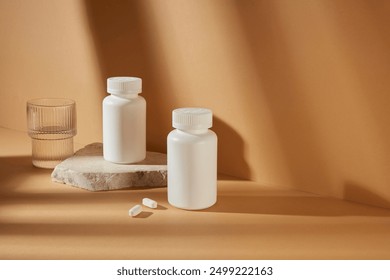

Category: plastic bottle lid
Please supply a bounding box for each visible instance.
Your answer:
[107,77,142,95]
[172,108,213,130]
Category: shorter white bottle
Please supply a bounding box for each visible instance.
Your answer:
[103,77,146,164]
[167,108,218,210]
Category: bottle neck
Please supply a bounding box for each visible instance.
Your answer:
[177,128,208,134]
[110,93,139,100]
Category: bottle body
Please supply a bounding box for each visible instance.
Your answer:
[103,94,146,163]
[168,128,217,210]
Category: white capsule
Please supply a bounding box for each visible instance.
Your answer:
[129,204,142,217]
[142,198,157,209]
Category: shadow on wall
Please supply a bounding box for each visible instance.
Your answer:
[83,0,173,153]
[83,0,390,207]
[234,0,390,207]
[83,0,148,89]
[235,0,333,193]
[83,0,251,180]
[213,117,251,180]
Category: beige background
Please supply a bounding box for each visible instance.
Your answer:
[0,0,389,209]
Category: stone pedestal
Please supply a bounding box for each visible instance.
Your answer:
[51,143,167,191]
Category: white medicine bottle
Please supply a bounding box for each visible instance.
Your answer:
[167,108,218,210]
[103,77,146,164]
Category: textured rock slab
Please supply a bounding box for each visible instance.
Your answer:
[51,143,167,191]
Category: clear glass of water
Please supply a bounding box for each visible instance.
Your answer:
[27,98,77,168]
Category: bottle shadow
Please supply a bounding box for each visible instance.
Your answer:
[213,117,251,180]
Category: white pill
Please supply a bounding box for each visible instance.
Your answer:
[142,198,157,209]
[129,205,142,217]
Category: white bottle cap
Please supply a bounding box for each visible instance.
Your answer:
[107,77,142,95]
[172,108,213,130]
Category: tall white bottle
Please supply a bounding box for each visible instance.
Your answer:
[167,108,218,210]
[103,77,146,164]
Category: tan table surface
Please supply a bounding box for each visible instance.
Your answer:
[1,127,390,259]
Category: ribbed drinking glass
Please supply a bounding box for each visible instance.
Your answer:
[27,98,77,168]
